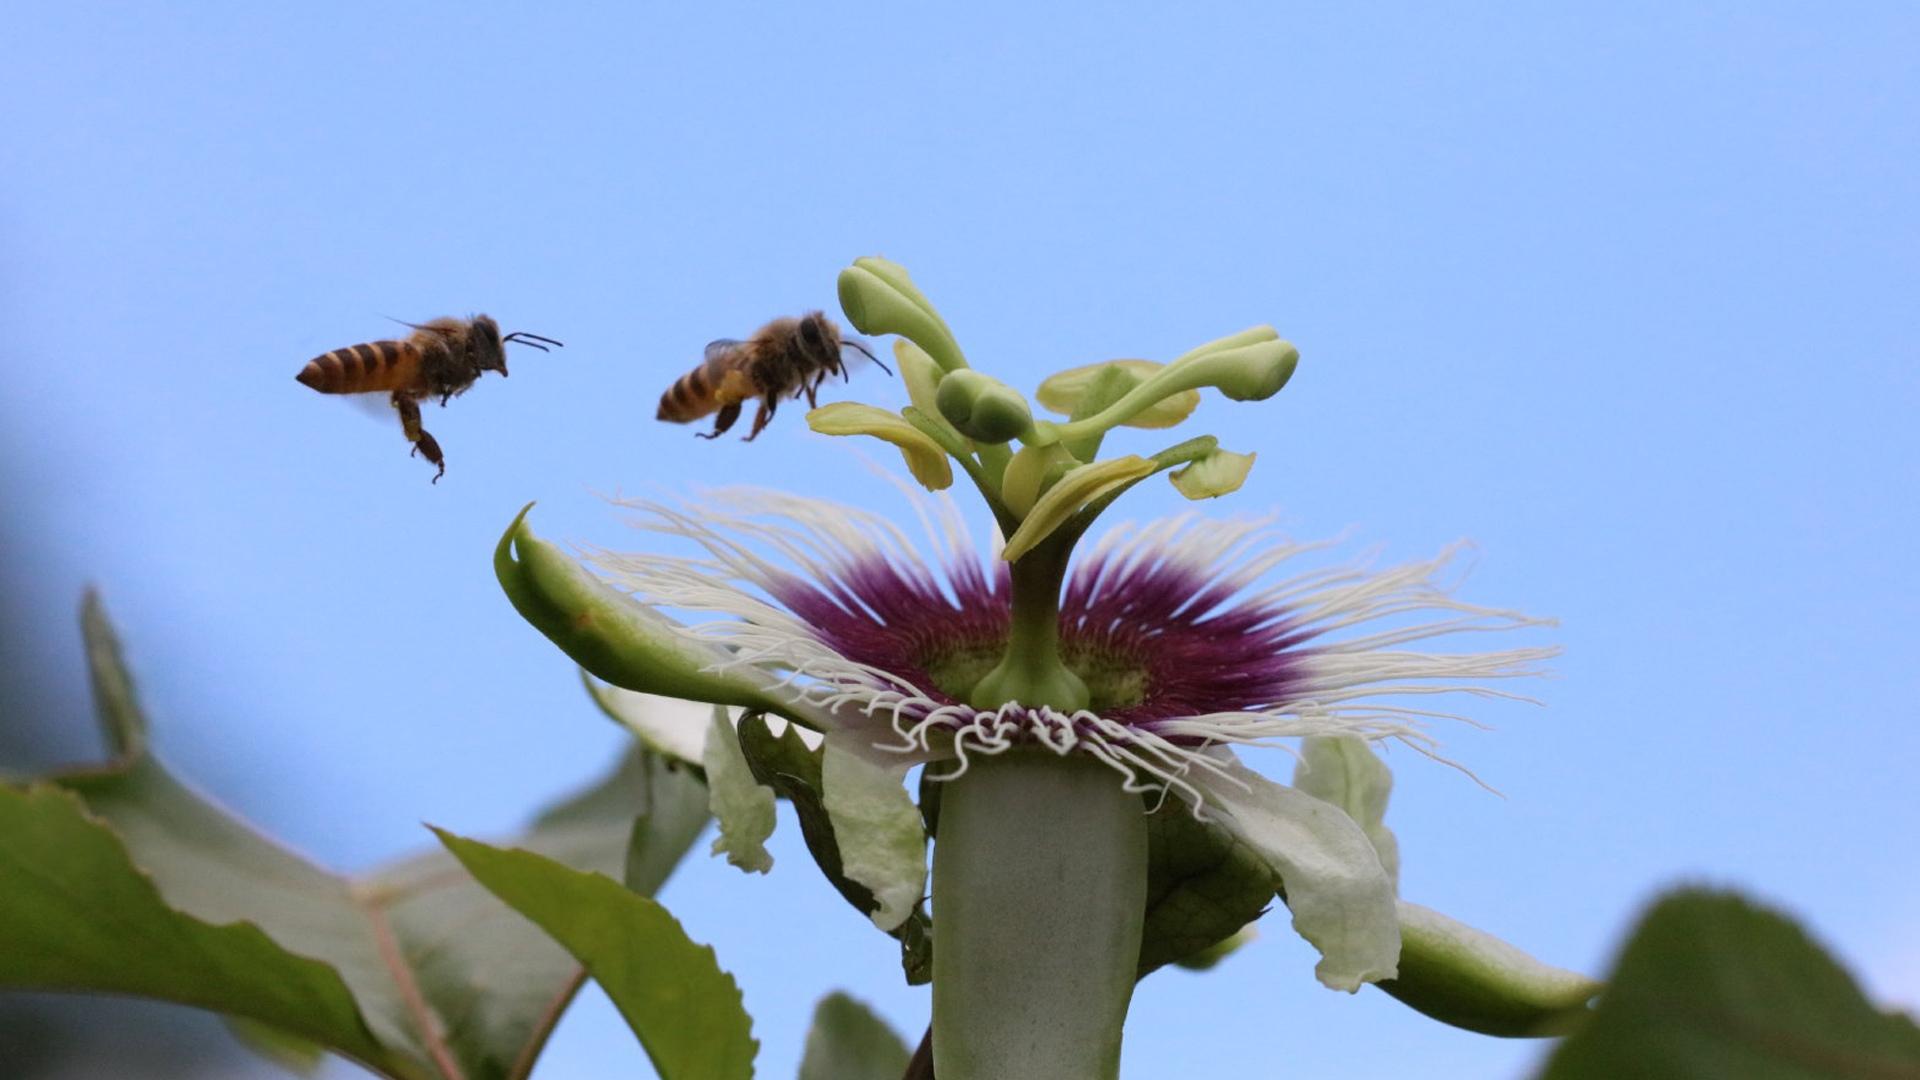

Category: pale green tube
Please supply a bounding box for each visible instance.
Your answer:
[932,752,1148,1080]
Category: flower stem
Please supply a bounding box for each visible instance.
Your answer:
[932,752,1148,1080]
[968,534,1088,711]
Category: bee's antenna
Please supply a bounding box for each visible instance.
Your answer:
[843,339,891,375]
[504,331,566,352]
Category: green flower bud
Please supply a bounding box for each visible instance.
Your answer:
[935,369,1033,445]
[837,257,968,374]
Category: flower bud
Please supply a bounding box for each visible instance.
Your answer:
[935,369,1032,445]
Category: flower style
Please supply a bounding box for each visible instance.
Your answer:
[498,258,1596,1080]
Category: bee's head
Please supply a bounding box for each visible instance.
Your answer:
[471,315,509,377]
[798,310,841,366]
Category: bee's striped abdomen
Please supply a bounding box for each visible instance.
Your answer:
[657,365,719,422]
[295,339,417,394]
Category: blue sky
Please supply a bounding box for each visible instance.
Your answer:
[3,4,1916,1077]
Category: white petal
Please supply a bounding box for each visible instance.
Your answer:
[1292,735,1401,890]
[823,734,928,931]
[584,680,717,766]
[702,705,776,873]
[1196,757,1400,991]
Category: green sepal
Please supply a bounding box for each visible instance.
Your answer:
[1137,799,1276,977]
[1381,902,1600,1037]
[495,505,804,722]
[1172,926,1258,972]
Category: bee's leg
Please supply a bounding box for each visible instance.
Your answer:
[744,398,776,441]
[394,395,447,482]
[698,402,742,440]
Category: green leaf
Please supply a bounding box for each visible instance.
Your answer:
[438,831,757,1080]
[798,992,913,1080]
[1137,799,1275,976]
[1538,890,1920,1078]
[224,1017,329,1075]
[736,714,934,985]
[1,591,710,1080]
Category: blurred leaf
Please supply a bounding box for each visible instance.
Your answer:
[223,1017,328,1075]
[0,783,395,1072]
[439,831,757,1080]
[737,714,934,985]
[0,591,709,1080]
[798,992,912,1080]
[1137,799,1274,976]
[1538,890,1920,1078]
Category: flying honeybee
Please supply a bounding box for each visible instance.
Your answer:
[657,311,888,441]
[294,315,562,482]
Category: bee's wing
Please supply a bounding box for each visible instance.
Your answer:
[338,391,408,424]
[703,339,745,367]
